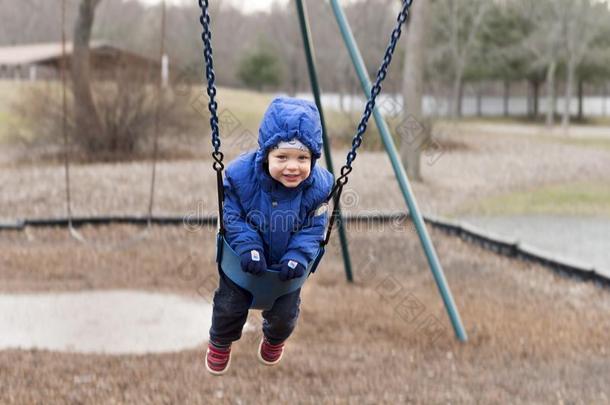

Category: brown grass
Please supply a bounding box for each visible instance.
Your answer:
[0,224,608,404]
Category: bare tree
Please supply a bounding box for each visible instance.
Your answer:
[269,4,305,95]
[518,0,565,126]
[72,0,103,147]
[542,3,565,126]
[399,0,429,181]
[561,0,605,130]
[543,49,560,126]
[0,0,80,45]
[434,0,491,118]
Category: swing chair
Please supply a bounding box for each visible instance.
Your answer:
[57,0,167,250]
[197,0,411,310]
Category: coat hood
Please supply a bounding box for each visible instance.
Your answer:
[254,97,323,191]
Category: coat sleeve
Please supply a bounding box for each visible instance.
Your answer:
[279,206,328,266]
[223,175,264,255]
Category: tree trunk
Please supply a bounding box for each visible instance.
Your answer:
[399,0,428,182]
[451,67,464,118]
[289,56,299,96]
[476,83,482,117]
[338,89,346,114]
[545,61,556,126]
[338,64,351,114]
[533,81,540,118]
[602,82,608,117]
[503,79,510,117]
[72,0,103,151]
[528,80,540,119]
[562,59,576,130]
[458,79,464,117]
[526,80,532,117]
[577,79,584,121]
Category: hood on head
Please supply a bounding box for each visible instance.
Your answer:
[255,97,323,189]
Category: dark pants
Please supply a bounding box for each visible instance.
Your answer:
[209,268,301,346]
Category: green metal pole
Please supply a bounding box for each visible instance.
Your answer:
[330,0,467,342]
[295,0,354,282]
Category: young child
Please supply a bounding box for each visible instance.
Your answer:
[206,97,334,375]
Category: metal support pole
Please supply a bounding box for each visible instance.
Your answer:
[295,0,354,282]
[330,0,468,342]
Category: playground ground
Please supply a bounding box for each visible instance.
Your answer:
[0,224,608,403]
[1,124,609,403]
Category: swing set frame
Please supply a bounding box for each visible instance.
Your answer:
[197,0,468,341]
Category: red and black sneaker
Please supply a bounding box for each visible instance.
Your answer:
[205,341,232,376]
[257,337,285,366]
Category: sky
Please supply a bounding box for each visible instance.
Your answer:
[137,0,289,13]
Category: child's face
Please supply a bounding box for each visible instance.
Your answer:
[267,148,312,188]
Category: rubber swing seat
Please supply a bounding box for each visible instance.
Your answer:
[215,233,324,310]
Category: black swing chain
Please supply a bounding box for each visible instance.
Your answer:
[198,0,412,242]
[324,0,412,245]
[198,0,226,233]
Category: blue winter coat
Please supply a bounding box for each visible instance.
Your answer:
[223,97,334,266]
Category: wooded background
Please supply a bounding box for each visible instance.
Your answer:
[2,0,609,118]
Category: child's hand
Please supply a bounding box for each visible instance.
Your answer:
[278,260,306,281]
[240,250,267,275]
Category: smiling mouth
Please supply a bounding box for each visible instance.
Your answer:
[283,174,300,180]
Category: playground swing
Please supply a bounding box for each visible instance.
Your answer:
[57,0,167,250]
[197,0,411,310]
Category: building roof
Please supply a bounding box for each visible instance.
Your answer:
[0,41,154,66]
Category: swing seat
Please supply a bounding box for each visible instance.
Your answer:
[216,233,324,310]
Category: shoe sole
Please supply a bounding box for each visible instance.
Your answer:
[257,338,284,366]
[205,346,231,376]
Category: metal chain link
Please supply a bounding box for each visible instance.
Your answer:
[198,0,226,234]
[323,0,412,245]
[198,0,411,241]
[198,0,224,172]
[335,0,412,187]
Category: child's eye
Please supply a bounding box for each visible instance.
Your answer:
[298,155,310,161]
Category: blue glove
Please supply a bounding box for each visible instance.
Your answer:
[240,250,267,276]
[278,260,306,281]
